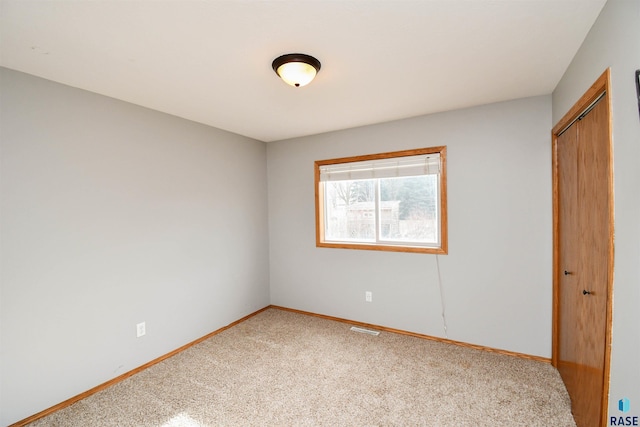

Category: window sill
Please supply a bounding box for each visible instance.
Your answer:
[317,241,447,255]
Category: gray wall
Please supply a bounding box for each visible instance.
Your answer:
[267,95,553,358]
[552,0,640,419]
[0,68,270,425]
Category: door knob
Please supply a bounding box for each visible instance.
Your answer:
[583,290,592,295]
[564,270,573,275]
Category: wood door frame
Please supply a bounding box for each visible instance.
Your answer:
[551,68,614,427]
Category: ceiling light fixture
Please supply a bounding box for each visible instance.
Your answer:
[272,53,321,88]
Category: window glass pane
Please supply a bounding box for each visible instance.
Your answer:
[379,175,438,244]
[324,179,376,242]
[315,146,447,254]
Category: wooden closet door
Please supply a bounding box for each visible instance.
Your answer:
[556,97,611,427]
[557,120,581,387]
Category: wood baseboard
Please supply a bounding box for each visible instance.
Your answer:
[9,306,271,427]
[12,304,550,426]
[270,305,552,364]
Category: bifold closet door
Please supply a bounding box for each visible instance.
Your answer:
[556,97,610,427]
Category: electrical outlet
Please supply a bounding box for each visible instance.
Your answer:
[136,322,146,338]
[365,291,372,302]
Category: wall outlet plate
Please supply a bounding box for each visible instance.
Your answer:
[136,322,146,338]
[365,291,372,302]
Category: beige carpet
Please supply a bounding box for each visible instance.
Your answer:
[28,308,576,426]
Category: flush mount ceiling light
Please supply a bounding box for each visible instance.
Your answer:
[272,53,321,88]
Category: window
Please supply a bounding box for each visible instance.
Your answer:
[315,146,447,254]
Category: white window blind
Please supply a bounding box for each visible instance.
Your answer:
[319,154,441,182]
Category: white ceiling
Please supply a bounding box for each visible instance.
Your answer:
[0,0,606,142]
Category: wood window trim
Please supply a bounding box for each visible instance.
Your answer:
[314,146,448,255]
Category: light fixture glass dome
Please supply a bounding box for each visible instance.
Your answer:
[276,62,317,87]
[272,54,321,88]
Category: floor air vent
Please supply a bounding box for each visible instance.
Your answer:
[350,326,380,336]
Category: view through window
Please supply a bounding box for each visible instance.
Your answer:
[315,147,447,254]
